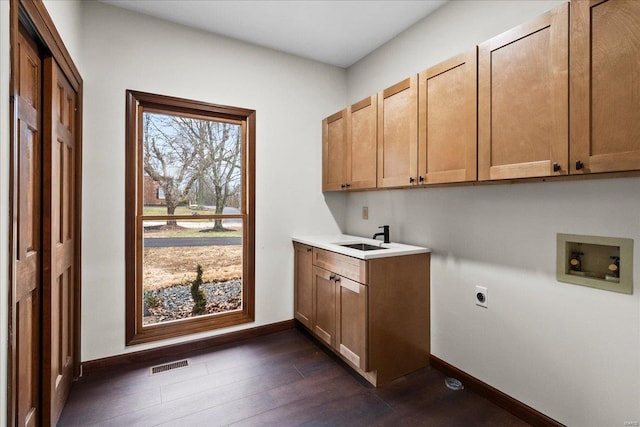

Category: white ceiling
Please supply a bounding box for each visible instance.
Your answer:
[99,0,448,68]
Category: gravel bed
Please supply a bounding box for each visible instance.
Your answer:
[143,279,241,324]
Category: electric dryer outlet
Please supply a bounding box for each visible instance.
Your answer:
[475,286,488,308]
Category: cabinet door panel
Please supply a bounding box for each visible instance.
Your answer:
[336,277,368,371]
[322,109,347,191]
[479,4,568,180]
[419,49,477,184]
[293,243,313,329]
[348,95,377,189]
[571,0,640,173]
[377,77,418,188]
[312,266,336,347]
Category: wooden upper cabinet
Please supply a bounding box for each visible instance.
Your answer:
[418,49,477,184]
[322,109,347,191]
[570,0,640,174]
[478,4,569,181]
[377,76,418,188]
[323,97,377,191]
[347,95,378,190]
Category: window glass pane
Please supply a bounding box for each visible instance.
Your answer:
[142,112,243,216]
[142,219,243,326]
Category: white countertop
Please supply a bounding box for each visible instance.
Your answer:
[292,234,431,260]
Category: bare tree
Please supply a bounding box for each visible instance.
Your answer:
[204,122,241,231]
[176,119,241,231]
[143,113,211,225]
[144,112,242,231]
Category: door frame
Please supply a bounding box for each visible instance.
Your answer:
[8,0,83,425]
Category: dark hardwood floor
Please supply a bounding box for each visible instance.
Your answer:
[58,329,530,426]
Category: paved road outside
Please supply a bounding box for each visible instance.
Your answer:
[144,237,242,248]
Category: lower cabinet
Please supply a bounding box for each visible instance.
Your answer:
[312,266,337,346]
[336,276,368,371]
[294,242,430,386]
[293,242,313,329]
[312,265,368,370]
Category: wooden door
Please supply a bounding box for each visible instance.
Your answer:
[42,57,77,426]
[418,49,477,184]
[478,4,569,180]
[347,95,377,190]
[312,266,336,347]
[377,76,418,188]
[336,277,368,371]
[570,0,640,174]
[293,243,313,329]
[13,24,42,427]
[322,109,347,191]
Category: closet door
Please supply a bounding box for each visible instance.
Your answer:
[14,24,42,427]
[10,4,83,426]
[43,57,78,426]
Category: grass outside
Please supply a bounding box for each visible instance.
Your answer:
[142,205,243,238]
[143,205,222,216]
[144,227,242,238]
[143,245,242,290]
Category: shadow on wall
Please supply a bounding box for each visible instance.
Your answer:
[323,191,348,232]
[330,178,640,277]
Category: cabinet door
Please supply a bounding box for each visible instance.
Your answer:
[377,76,418,188]
[293,242,313,329]
[347,95,377,190]
[478,4,569,180]
[322,109,347,191]
[418,49,477,184]
[336,276,368,371]
[570,0,640,174]
[312,266,336,347]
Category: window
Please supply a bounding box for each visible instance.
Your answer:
[125,91,255,345]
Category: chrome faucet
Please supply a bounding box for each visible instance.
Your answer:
[372,225,390,244]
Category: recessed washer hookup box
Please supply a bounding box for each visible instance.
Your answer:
[557,233,633,295]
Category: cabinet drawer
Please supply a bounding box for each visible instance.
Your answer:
[313,248,368,284]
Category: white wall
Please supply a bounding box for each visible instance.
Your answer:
[42,0,83,72]
[80,1,346,361]
[343,1,640,426]
[347,0,565,103]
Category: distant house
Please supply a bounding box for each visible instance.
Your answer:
[143,175,165,206]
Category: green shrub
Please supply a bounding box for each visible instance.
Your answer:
[144,292,160,308]
[190,264,207,315]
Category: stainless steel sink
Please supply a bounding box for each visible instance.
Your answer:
[339,243,387,251]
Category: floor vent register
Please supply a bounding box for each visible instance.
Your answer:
[150,359,190,375]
